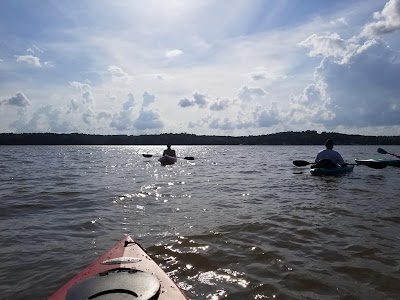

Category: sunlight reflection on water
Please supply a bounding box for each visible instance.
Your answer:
[0,145,399,299]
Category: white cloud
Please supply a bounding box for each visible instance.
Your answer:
[10,105,76,133]
[165,49,183,58]
[193,92,208,108]
[238,86,267,102]
[254,103,281,128]
[70,81,94,105]
[362,0,400,36]
[2,0,400,135]
[209,98,231,111]
[133,109,164,130]
[16,55,41,67]
[178,92,209,108]
[108,65,130,78]
[248,69,287,82]
[1,92,31,107]
[291,36,400,128]
[178,97,194,108]
[110,94,136,130]
[298,33,363,64]
[208,118,236,131]
[331,17,348,26]
[142,91,155,107]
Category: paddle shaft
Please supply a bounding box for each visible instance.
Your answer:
[293,159,387,169]
[142,154,194,160]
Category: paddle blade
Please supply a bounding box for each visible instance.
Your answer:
[377,148,387,154]
[142,154,153,158]
[293,160,311,167]
[183,156,194,160]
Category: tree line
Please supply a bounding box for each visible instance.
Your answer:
[1,131,399,145]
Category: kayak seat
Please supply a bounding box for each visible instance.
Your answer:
[66,268,161,300]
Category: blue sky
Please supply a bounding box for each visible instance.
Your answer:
[1,0,399,136]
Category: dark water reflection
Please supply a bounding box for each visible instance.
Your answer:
[0,145,399,299]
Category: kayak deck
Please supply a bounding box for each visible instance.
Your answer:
[49,236,187,299]
[310,165,354,176]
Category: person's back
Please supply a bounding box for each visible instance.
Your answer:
[315,139,345,167]
[163,145,176,157]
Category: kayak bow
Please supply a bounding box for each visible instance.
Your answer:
[49,236,188,300]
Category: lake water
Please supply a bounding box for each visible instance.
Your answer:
[0,145,399,300]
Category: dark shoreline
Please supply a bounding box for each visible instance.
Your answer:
[1,131,400,145]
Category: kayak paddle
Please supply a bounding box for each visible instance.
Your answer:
[142,154,194,160]
[293,160,387,169]
[377,148,400,158]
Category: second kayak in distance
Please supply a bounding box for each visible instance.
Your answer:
[159,155,177,166]
[48,235,188,300]
[355,158,400,167]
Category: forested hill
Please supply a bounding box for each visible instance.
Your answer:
[1,131,400,145]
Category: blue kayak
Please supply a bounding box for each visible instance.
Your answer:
[310,165,354,176]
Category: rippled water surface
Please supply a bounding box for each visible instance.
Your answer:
[1,145,399,299]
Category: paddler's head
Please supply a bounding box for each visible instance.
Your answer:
[325,139,334,150]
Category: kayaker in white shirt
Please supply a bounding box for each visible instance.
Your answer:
[163,144,176,157]
[315,139,345,167]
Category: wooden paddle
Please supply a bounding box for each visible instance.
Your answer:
[293,160,387,169]
[142,154,194,160]
[377,148,400,158]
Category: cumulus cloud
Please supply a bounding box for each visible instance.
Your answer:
[251,73,267,81]
[193,92,208,108]
[16,55,41,67]
[1,92,31,107]
[82,110,96,125]
[238,86,267,102]
[253,103,281,127]
[165,49,183,58]
[97,111,112,120]
[70,81,94,105]
[133,109,164,130]
[292,36,400,128]
[142,91,155,107]
[209,98,230,111]
[109,92,164,132]
[10,105,76,133]
[178,97,195,108]
[298,33,364,64]
[178,92,209,108]
[110,94,136,130]
[108,65,130,78]
[362,0,400,36]
[248,70,286,81]
[330,17,348,26]
[208,118,236,130]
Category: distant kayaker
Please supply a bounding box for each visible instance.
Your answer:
[163,144,176,157]
[315,139,345,167]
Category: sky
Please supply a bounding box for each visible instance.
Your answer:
[0,0,399,136]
